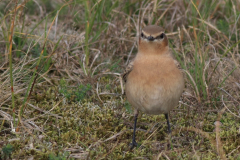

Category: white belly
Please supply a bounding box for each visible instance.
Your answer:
[126,80,183,114]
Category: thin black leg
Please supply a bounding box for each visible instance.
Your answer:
[130,113,138,149]
[165,113,171,134]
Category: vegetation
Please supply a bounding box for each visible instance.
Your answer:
[0,0,240,159]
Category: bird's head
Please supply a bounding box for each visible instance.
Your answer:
[138,25,169,55]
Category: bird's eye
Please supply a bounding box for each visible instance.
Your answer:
[160,33,164,38]
[156,33,164,39]
[141,33,144,37]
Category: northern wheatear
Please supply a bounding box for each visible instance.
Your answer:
[123,25,184,149]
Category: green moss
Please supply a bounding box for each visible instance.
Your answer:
[1,144,14,159]
[59,78,92,102]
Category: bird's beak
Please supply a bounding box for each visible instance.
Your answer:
[147,36,154,41]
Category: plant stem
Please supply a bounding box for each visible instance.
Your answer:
[9,0,19,128]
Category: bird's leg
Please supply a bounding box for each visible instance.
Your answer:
[130,110,139,149]
[165,113,171,134]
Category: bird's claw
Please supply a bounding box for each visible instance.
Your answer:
[129,140,138,150]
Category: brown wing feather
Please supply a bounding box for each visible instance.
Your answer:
[122,61,134,83]
[173,59,181,70]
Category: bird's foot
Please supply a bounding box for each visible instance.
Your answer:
[129,140,138,150]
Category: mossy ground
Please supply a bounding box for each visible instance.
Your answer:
[1,0,240,159]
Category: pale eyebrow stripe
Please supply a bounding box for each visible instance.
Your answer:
[142,30,149,36]
[152,32,164,38]
[142,30,164,38]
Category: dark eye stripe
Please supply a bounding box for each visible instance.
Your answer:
[141,32,164,40]
[156,33,164,39]
[141,32,147,39]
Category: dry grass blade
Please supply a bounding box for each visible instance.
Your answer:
[180,126,217,150]
[183,69,201,102]
[155,0,176,25]
[8,0,19,129]
[215,121,226,160]
[27,103,62,119]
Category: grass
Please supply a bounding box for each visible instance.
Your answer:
[0,0,240,159]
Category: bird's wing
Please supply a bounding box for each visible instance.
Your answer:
[122,61,134,83]
[169,49,182,70]
[173,59,181,70]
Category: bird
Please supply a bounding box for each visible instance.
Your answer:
[122,25,184,149]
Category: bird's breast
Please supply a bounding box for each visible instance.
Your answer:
[125,56,184,114]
